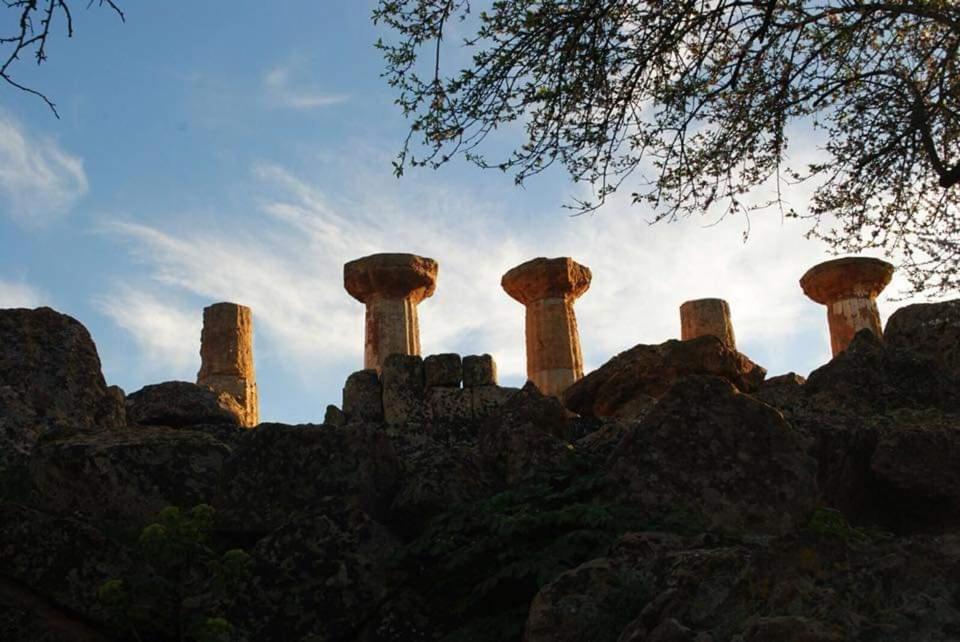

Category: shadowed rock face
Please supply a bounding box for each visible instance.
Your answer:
[126,381,244,428]
[563,334,766,418]
[0,307,124,469]
[6,301,960,642]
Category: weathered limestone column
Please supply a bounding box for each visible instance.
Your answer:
[501,257,591,397]
[680,298,737,349]
[197,302,259,427]
[344,253,438,371]
[800,257,894,356]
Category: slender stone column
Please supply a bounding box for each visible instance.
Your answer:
[800,257,894,356]
[197,302,259,427]
[501,257,591,397]
[344,253,438,371]
[680,298,737,349]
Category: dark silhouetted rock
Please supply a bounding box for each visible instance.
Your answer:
[323,403,347,426]
[342,369,383,423]
[216,423,400,532]
[463,354,498,386]
[30,428,231,524]
[424,353,462,387]
[608,376,816,534]
[564,335,766,418]
[126,381,244,428]
[382,354,426,424]
[0,307,124,469]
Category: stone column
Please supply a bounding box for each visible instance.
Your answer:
[344,253,438,371]
[800,257,894,356]
[680,298,736,349]
[197,302,259,427]
[502,257,591,397]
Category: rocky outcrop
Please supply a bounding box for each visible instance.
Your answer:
[0,308,124,469]
[564,335,766,418]
[126,381,244,428]
[608,376,817,534]
[215,423,400,532]
[30,427,231,525]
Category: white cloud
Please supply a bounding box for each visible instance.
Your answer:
[264,64,348,110]
[95,286,200,377]
[104,159,945,402]
[0,113,88,224]
[0,278,47,308]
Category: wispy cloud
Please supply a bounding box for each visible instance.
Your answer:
[95,286,200,377]
[0,278,47,308]
[0,112,88,225]
[102,158,940,410]
[264,64,348,110]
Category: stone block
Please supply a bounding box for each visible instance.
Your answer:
[463,354,498,387]
[424,353,462,388]
[426,387,473,423]
[471,385,519,420]
[324,404,346,427]
[343,370,383,423]
[382,354,426,424]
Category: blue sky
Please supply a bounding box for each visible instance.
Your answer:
[0,2,940,423]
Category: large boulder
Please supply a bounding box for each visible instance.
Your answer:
[525,530,960,642]
[126,381,245,428]
[0,503,134,632]
[29,427,231,525]
[564,335,766,418]
[215,423,400,533]
[231,505,400,642]
[0,308,124,468]
[478,382,575,485]
[608,376,817,534]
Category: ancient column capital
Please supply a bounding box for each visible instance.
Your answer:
[501,257,591,306]
[344,253,438,371]
[800,257,894,305]
[800,257,894,356]
[344,253,438,305]
[502,256,591,398]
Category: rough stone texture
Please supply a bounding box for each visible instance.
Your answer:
[323,404,347,426]
[753,372,807,411]
[800,257,894,356]
[462,353,497,387]
[525,530,960,642]
[424,353,462,387]
[425,386,472,424]
[344,253,438,371]
[680,298,736,349]
[471,384,519,419]
[0,307,124,470]
[885,298,960,393]
[608,376,817,534]
[342,369,384,423]
[196,302,258,427]
[381,353,426,424]
[126,381,243,428]
[478,382,574,484]
[502,257,591,397]
[29,427,231,525]
[215,423,400,532]
[0,504,134,635]
[230,505,400,642]
[564,335,766,418]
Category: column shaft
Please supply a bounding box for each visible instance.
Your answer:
[198,302,259,427]
[826,296,883,356]
[524,296,584,397]
[364,296,421,371]
[680,299,736,348]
